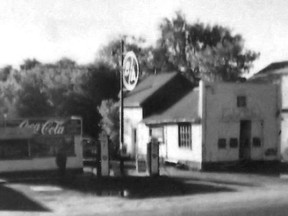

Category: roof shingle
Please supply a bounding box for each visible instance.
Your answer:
[124,72,178,107]
[142,89,200,124]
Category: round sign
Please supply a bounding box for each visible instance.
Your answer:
[123,51,139,91]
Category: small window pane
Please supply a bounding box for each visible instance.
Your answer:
[230,138,238,148]
[218,138,226,149]
[237,96,246,107]
[253,137,261,147]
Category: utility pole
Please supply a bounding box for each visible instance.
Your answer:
[119,39,125,175]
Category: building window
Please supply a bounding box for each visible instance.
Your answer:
[218,138,226,149]
[253,137,261,147]
[178,124,192,149]
[229,138,238,148]
[237,96,246,107]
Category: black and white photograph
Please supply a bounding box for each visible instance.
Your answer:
[0,0,288,215]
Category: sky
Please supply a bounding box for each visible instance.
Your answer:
[0,0,288,75]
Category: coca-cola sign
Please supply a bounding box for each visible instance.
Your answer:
[19,119,65,135]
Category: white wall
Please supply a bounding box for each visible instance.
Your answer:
[281,113,288,161]
[0,135,83,172]
[123,107,143,157]
[280,76,288,161]
[165,124,202,164]
[206,122,239,162]
[281,75,288,109]
[203,82,279,162]
[136,122,150,156]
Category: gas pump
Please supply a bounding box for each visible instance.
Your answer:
[99,132,110,177]
[147,137,160,176]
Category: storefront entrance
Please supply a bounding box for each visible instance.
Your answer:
[239,120,251,160]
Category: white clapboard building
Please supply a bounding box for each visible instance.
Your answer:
[124,72,280,170]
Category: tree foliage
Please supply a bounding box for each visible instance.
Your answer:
[20,58,41,70]
[151,12,259,82]
[14,58,119,138]
[98,99,119,154]
[97,35,154,78]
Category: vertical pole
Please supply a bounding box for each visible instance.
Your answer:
[3,113,7,129]
[119,39,125,175]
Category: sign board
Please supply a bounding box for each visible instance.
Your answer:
[1,118,82,136]
[123,51,139,91]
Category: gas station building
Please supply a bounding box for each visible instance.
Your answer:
[124,72,281,170]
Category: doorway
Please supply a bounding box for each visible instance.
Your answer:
[239,120,251,160]
[131,128,137,158]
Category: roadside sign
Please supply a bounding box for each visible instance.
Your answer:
[123,51,139,91]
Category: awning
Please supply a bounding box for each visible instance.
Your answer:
[0,127,34,140]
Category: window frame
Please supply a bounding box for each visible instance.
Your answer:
[178,123,192,149]
[218,138,227,149]
[237,96,247,107]
[252,137,261,147]
[229,138,238,148]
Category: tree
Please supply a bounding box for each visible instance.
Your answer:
[82,62,119,103]
[98,99,119,156]
[16,59,87,118]
[97,36,154,77]
[20,58,41,70]
[0,66,21,119]
[151,12,259,82]
[15,71,55,117]
[15,58,121,138]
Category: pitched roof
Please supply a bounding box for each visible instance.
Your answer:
[257,61,288,74]
[124,72,178,107]
[142,88,200,124]
[251,61,288,82]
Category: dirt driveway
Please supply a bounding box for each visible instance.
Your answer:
[0,165,288,216]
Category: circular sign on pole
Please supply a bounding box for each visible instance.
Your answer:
[123,51,139,91]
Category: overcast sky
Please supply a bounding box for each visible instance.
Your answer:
[1,0,287,74]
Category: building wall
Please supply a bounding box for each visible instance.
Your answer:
[136,122,150,156]
[281,75,288,109]
[123,107,143,157]
[165,123,202,168]
[0,135,83,172]
[203,82,279,163]
[281,75,288,161]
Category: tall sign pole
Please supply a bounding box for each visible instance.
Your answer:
[120,39,124,151]
[119,40,139,175]
[119,39,124,175]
